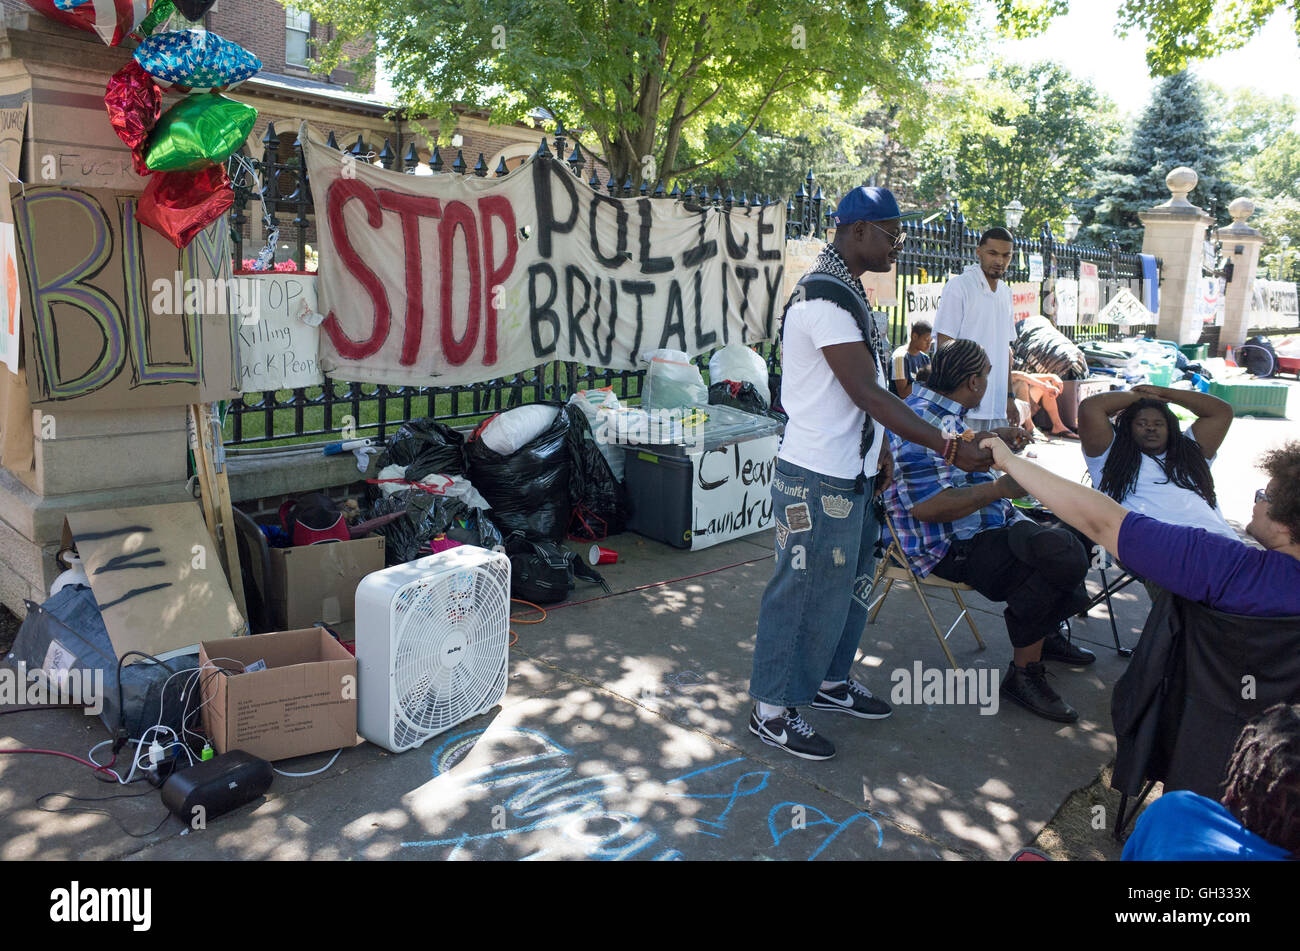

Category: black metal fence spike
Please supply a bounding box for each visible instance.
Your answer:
[535,137,552,158]
[589,168,601,189]
[495,156,509,177]
[325,130,339,150]
[378,139,395,169]
[474,153,488,177]
[669,181,681,198]
[349,133,367,157]
[452,149,466,174]
[653,180,666,198]
[639,180,649,196]
[430,144,443,171]
[403,142,419,169]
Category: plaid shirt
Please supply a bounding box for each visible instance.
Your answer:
[882,385,1014,576]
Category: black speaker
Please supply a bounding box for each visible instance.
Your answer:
[161,751,273,825]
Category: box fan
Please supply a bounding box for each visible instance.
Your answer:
[356,548,511,752]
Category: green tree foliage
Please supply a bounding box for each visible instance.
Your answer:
[1080,71,1239,251]
[1253,132,1300,199]
[1256,195,1300,275]
[294,0,1046,186]
[912,62,1117,236]
[1115,0,1291,75]
[1205,85,1298,189]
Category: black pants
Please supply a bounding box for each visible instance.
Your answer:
[932,521,1091,649]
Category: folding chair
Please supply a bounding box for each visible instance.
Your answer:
[864,509,985,670]
[1074,471,1136,656]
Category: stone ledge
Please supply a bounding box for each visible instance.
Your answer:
[0,464,193,541]
[226,448,380,503]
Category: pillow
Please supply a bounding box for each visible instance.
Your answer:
[24,0,153,45]
[134,29,261,93]
[145,93,257,172]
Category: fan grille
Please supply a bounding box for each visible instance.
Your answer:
[389,559,510,749]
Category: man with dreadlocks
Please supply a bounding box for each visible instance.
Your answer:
[884,339,1093,723]
[1078,383,1236,541]
[747,187,994,761]
[1123,703,1300,860]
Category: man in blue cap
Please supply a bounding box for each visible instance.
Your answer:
[748,186,994,760]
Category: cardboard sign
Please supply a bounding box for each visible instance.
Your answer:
[1195,276,1224,325]
[303,124,786,386]
[1011,282,1040,323]
[1055,278,1078,327]
[862,266,898,307]
[63,502,245,660]
[0,95,28,183]
[1097,287,1154,326]
[0,222,17,373]
[1079,261,1100,318]
[1028,253,1044,283]
[905,280,945,327]
[12,186,240,408]
[234,273,325,392]
[690,434,778,550]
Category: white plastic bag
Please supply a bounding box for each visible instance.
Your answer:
[479,404,562,455]
[641,349,708,410]
[568,388,625,481]
[708,343,769,398]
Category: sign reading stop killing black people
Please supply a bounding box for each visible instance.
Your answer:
[301,124,786,385]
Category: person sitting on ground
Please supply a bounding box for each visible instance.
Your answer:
[1122,703,1300,860]
[1012,371,1078,440]
[890,320,932,399]
[883,339,1096,724]
[1078,383,1236,541]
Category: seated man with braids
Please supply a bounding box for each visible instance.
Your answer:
[883,339,1095,724]
[1123,703,1300,861]
[1078,383,1236,541]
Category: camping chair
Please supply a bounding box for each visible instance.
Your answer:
[864,506,985,670]
[1069,470,1136,656]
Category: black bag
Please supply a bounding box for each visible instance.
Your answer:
[467,404,572,542]
[503,532,609,604]
[381,419,469,481]
[367,489,503,565]
[564,404,627,540]
[1240,336,1278,378]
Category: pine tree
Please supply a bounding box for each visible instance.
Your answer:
[1081,71,1238,251]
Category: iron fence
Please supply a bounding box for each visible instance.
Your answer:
[224,126,1156,446]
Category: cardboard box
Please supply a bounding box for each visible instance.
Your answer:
[199,628,359,762]
[268,536,385,629]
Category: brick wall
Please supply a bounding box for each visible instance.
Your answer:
[207,1,374,93]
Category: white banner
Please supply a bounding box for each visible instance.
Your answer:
[233,273,325,392]
[1055,279,1078,326]
[302,125,786,386]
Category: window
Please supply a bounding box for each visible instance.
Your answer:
[286,8,310,66]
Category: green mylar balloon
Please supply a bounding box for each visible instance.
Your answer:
[144,92,256,173]
[134,0,175,39]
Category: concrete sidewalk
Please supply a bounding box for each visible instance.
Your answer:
[1,394,1295,861]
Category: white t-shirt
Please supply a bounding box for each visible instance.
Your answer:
[1084,432,1237,541]
[933,264,1016,421]
[777,298,886,480]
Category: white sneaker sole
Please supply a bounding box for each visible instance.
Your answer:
[748,720,835,761]
[809,697,893,720]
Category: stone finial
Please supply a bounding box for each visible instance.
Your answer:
[1165,167,1198,207]
[1228,197,1255,223]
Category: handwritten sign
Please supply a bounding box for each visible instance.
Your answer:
[861,266,898,308]
[1010,282,1040,323]
[12,186,239,408]
[1055,278,1078,327]
[1079,261,1100,318]
[1097,287,1154,326]
[905,281,945,327]
[233,273,325,391]
[690,434,778,550]
[1195,277,1224,325]
[1028,253,1044,283]
[303,124,785,387]
[0,223,18,374]
[0,95,27,185]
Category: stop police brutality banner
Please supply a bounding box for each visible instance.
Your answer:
[302,124,787,386]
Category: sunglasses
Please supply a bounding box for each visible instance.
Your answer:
[1256,488,1273,504]
[866,221,907,249]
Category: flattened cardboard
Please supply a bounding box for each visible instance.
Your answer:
[64,502,245,660]
[268,536,385,629]
[0,363,33,475]
[199,628,360,762]
[12,184,240,409]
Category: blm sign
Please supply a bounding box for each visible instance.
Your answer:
[302,124,786,386]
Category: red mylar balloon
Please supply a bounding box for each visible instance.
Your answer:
[136,164,233,249]
[105,60,162,152]
[24,0,153,47]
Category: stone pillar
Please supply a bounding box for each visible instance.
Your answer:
[1217,198,1266,355]
[1139,167,1214,345]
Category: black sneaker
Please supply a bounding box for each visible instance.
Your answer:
[1041,626,1096,666]
[1000,662,1078,723]
[748,707,836,760]
[810,679,893,719]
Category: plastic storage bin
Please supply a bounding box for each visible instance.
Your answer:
[1058,377,1115,430]
[1208,380,1289,419]
[1179,343,1209,362]
[1146,365,1175,386]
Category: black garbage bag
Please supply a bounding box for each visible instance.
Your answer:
[708,380,786,422]
[1240,336,1279,377]
[368,490,503,564]
[564,404,627,540]
[380,419,468,482]
[466,403,572,542]
[1014,315,1088,380]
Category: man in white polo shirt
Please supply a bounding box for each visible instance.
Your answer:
[934,227,1019,432]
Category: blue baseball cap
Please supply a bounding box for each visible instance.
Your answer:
[831,186,921,225]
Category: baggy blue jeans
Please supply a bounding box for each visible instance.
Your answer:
[748,458,879,708]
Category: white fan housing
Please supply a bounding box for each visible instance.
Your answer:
[355,547,511,752]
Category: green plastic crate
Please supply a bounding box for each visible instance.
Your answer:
[1146,365,1174,386]
[1179,343,1208,362]
[1209,380,1290,419]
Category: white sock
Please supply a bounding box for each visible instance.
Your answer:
[756,701,784,720]
[821,679,846,691]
